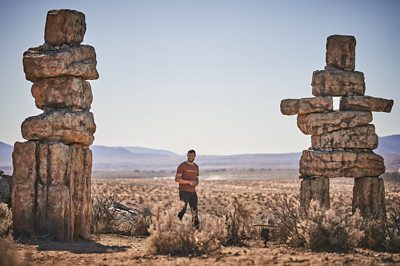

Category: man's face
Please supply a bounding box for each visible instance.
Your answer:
[187,152,196,162]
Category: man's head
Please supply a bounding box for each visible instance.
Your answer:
[187,149,196,163]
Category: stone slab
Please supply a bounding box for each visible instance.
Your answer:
[297,111,372,135]
[300,176,330,209]
[325,35,356,71]
[299,150,385,178]
[32,77,93,111]
[311,124,378,150]
[280,97,333,115]
[340,95,394,113]
[352,177,386,219]
[23,45,98,81]
[45,9,86,46]
[21,110,96,146]
[312,69,365,96]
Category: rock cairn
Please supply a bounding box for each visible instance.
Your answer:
[281,35,394,219]
[12,9,98,240]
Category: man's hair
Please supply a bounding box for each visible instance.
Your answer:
[187,149,196,155]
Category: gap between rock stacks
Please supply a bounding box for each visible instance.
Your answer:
[280,34,394,219]
[12,9,98,240]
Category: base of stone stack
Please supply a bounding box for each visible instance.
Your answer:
[300,176,330,209]
[352,177,386,219]
[11,140,92,240]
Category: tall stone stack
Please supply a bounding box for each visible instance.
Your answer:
[280,35,394,219]
[12,9,98,240]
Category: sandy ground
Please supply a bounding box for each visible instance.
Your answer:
[8,177,400,265]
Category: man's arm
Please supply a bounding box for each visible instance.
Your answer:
[175,173,198,186]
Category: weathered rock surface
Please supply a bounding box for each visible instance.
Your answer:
[12,141,92,240]
[353,177,386,219]
[300,176,330,209]
[312,69,365,96]
[0,173,12,206]
[299,150,385,178]
[297,111,372,135]
[21,110,96,146]
[311,124,378,150]
[45,9,86,46]
[11,141,37,236]
[280,97,333,115]
[23,45,98,81]
[340,95,394,112]
[325,35,356,71]
[32,77,92,111]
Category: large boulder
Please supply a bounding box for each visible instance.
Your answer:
[280,97,333,115]
[340,95,394,113]
[299,150,385,178]
[21,110,96,146]
[297,111,372,135]
[312,69,365,96]
[12,141,92,240]
[311,124,378,150]
[23,45,98,81]
[352,177,386,219]
[31,77,93,111]
[325,35,356,71]
[45,9,86,46]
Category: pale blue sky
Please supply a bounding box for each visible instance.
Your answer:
[0,0,399,155]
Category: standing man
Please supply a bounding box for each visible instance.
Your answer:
[175,149,200,228]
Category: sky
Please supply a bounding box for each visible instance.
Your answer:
[0,0,399,155]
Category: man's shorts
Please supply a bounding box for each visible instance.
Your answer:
[179,190,198,210]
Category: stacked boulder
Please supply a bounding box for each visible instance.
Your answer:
[12,9,98,240]
[281,35,393,219]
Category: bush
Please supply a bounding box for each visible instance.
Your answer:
[214,197,257,246]
[0,203,12,239]
[385,207,400,252]
[271,197,364,251]
[146,202,226,256]
[91,193,151,236]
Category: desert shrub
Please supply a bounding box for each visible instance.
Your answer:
[0,203,12,239]
[269,194,301,244]
[271,196,364,251]
[385,207,400,252]
[211,197,257,246]
[0,238,24,266]
[91,193,151,236]
[146,202,226,256]
[296,200,364,251]
[361,207,400,251]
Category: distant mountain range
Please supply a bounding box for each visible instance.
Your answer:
[1,135,399,175]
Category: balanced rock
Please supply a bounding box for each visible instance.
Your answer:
[45,9,86,46]
[325,35,356,71]
[312,69,365,96]
[21,110,96,146]
[311,124,378,150]
[12,141,92,239]
[300,176,330,209]
[32,77,93,111]
[280,97,333,115]
[353,177,386,219]
[340,95,394,112]
[297,111,372,135]
[299,150,385,178]
[23,45,98,81]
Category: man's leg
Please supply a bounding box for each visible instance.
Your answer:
[188,192,199,228]
[177,191,189,220]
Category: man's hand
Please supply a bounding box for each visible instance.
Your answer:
[188,180,198,186]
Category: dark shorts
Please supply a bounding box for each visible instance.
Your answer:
[179,190,198,210]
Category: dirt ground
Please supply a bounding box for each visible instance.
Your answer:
[9,177,400,265]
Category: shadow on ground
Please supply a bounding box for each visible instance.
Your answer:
[17,238,129,254]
